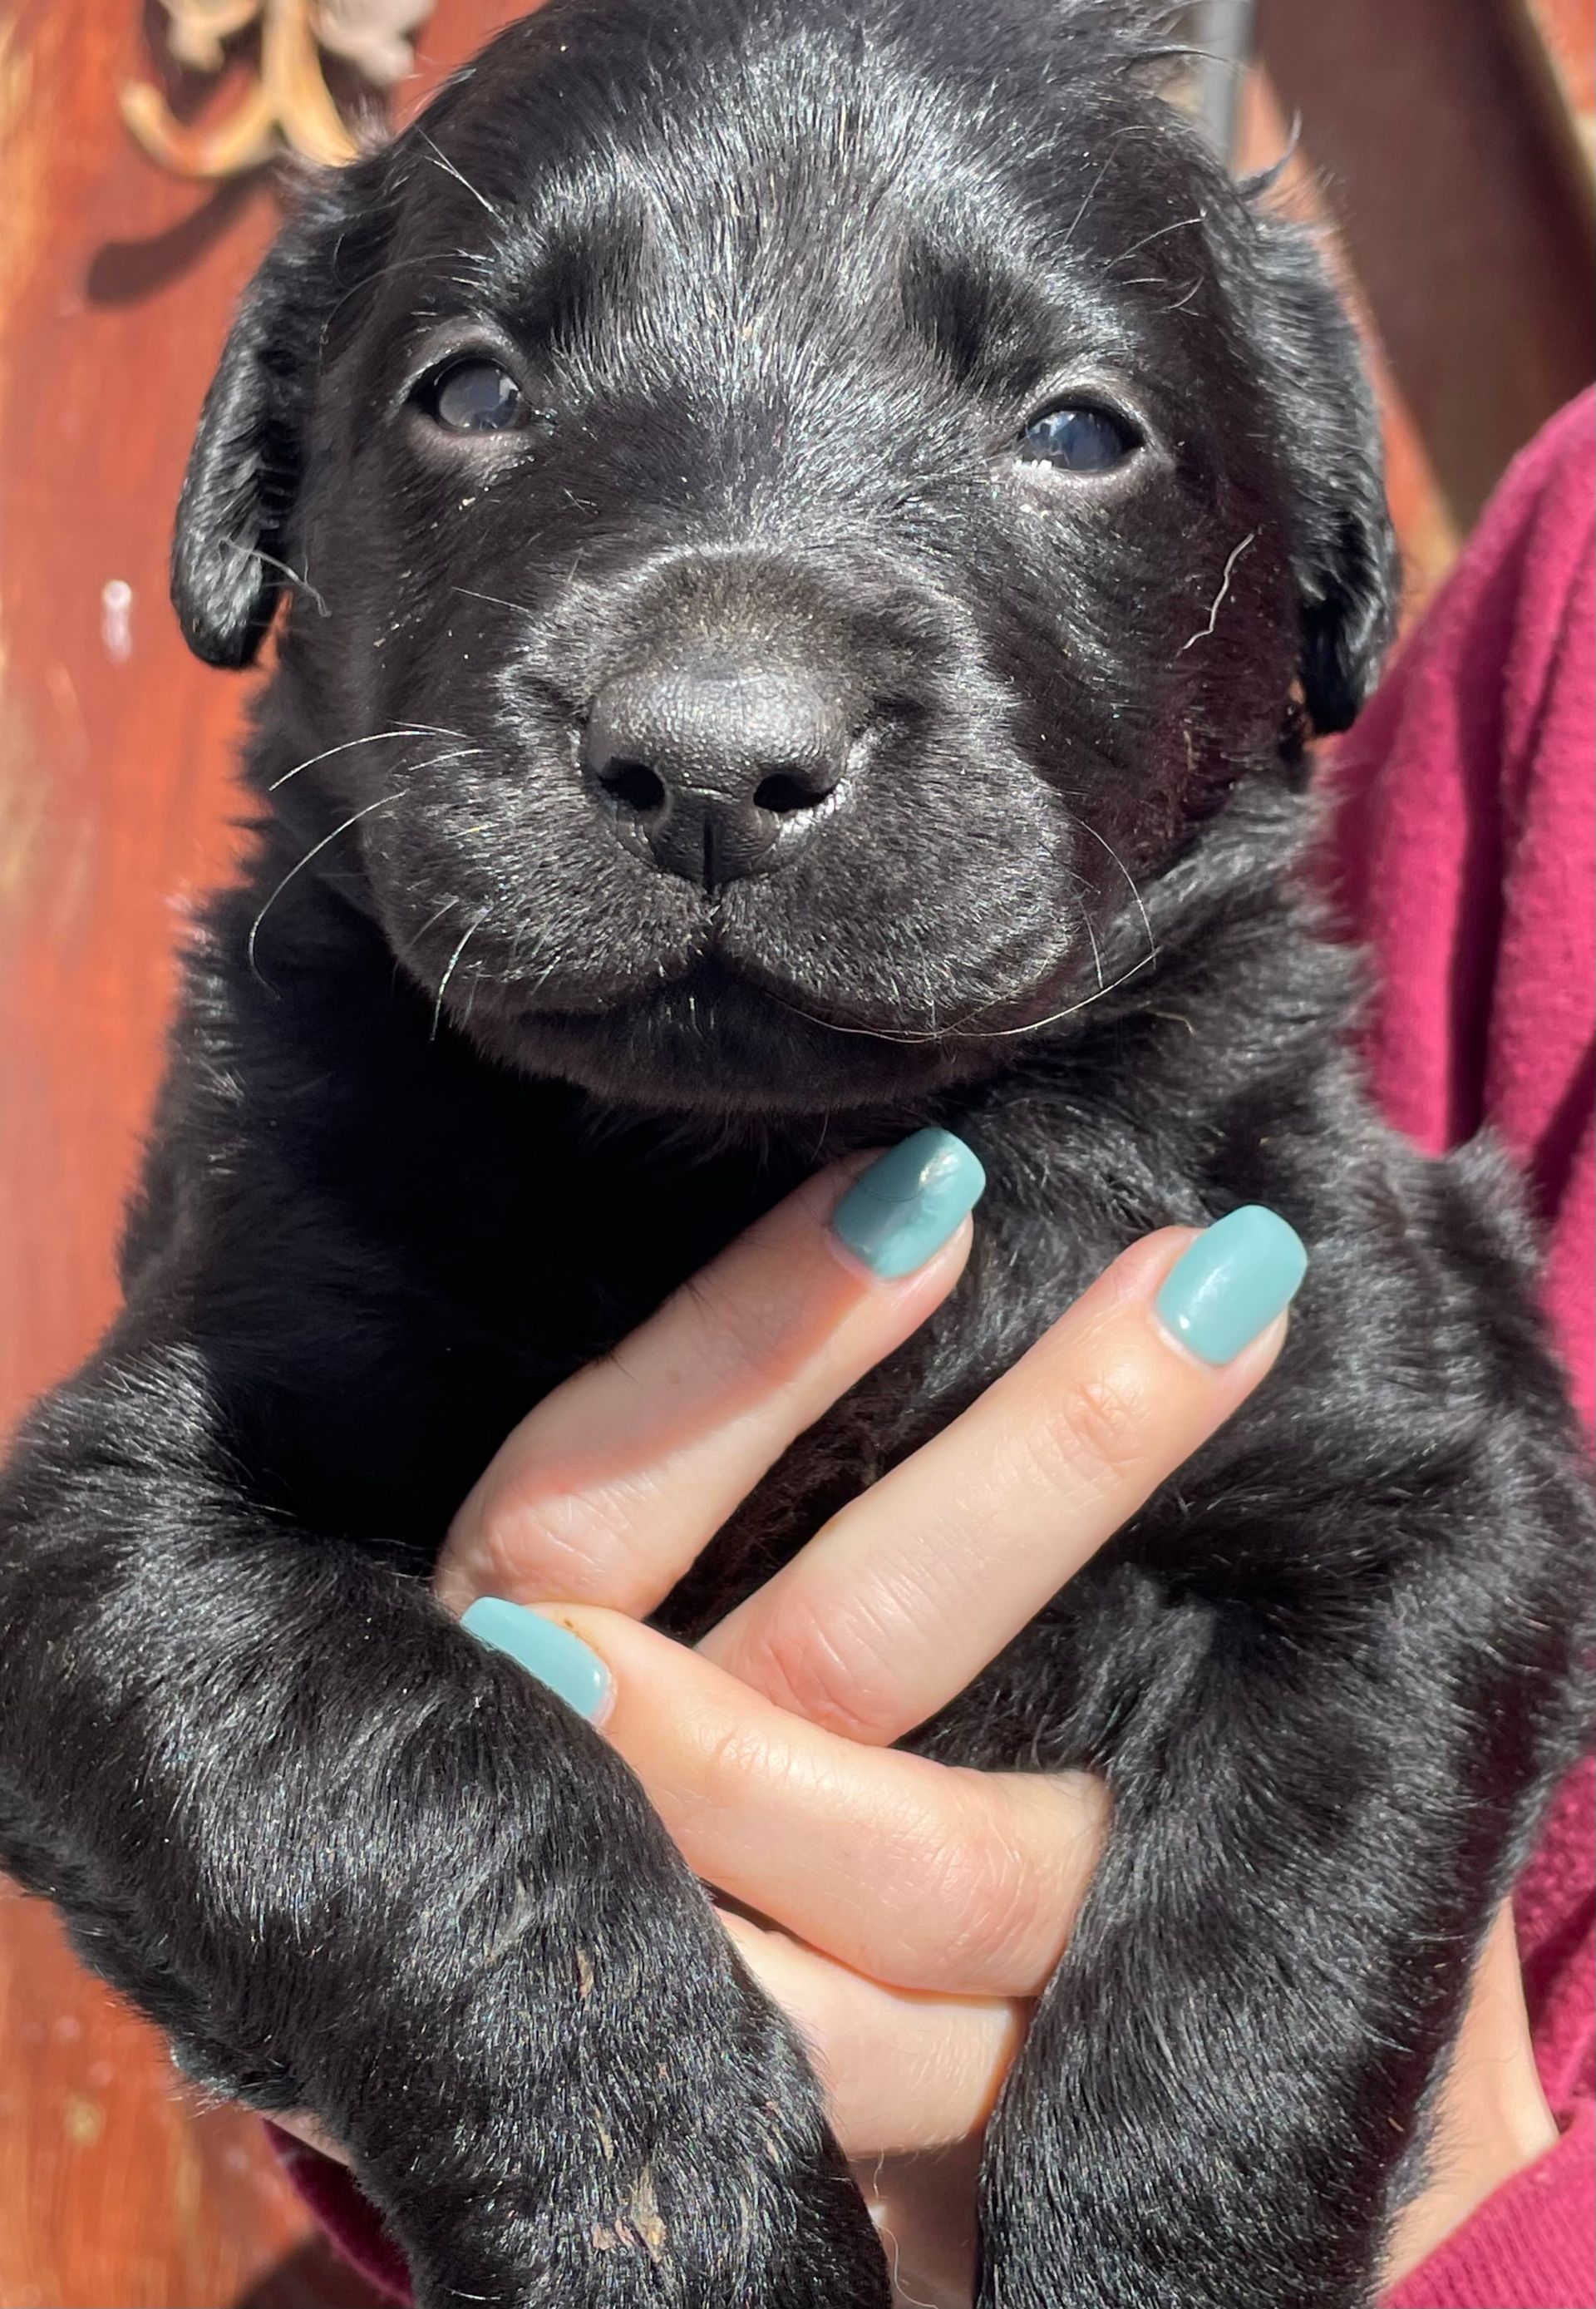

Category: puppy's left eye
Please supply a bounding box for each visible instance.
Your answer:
[1019,403,1140,473]
[420,358,530,435]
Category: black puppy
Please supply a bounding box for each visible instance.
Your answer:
[2,2,1590,2303]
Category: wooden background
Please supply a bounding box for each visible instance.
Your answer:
[1,2,1592,2302]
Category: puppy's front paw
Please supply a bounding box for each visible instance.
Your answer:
[382,1945,891,2309]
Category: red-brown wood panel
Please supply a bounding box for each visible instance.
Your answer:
[1516,0,1596,182]
[1,2,1591,2302]
[0,11,524,2302]
[1254,0,1596,546]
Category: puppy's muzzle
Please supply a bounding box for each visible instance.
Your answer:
[582,652,855,890]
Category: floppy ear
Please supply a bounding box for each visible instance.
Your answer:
[172,167,389,669]
[1249,210,1400,735]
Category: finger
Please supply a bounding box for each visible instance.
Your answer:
[1384,1903,1559,2287]
[506,1603,1106,1996]
[699,1209,1306,1744]
[1450,1902,1557,2160]
[720,1914,1027,2159]
[268,1937,1017,2177]
[435,1132,983,1620]
[272,1932,1021,2172]
[272,2109,347,2165]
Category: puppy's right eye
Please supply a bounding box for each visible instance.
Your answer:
[1019,402,1140,473]
[419,358,530,435]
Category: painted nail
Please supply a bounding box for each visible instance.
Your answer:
[1155,1205,1308,1365]
[830,1127,987,1280]
[461,1598,611,1721]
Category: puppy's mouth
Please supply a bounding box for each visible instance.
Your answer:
[371,797,1114,1108]
[545,952,923,1040]
[376,771,1105,1113]
[505,958,984,1113]
[444,936,1095,1117]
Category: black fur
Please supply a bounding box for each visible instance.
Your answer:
[2,2,1591,2303]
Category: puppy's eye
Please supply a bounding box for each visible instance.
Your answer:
[421,358,530,435]
[1019,403,1140,473]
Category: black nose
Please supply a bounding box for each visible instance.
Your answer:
[582,655,851,887]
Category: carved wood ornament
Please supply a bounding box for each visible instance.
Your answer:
[123,0,436,175]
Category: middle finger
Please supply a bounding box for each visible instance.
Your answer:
[699,1211,1305,1744]
[435,1135,982,1620]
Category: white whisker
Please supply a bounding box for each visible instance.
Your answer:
[1180,530,1258,653]
[411,895,462,948]
[431,907,492,1039]
[318,252,472,357]
[219,540,331,617]
[377,747,487,784]
[1079,895,1106,991]
[267,726,470,792]
[248,795,402,988]
[976,940,1158,1039]
[760,803,1157,1050]
[1110,212,1204,269]
[453,585,537,619]
[391,894,460,994]
[1062,155,1116,249]
[1067,812,1159,986]
[417,129,505,223]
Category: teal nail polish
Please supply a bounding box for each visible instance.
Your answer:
[461,1598,610,1720]
[831,1128,987,1280]
[1155,1205,1308,1365]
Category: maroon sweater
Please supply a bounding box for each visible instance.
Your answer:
[1336,389,1595,2309]
[274,392,1596,2307]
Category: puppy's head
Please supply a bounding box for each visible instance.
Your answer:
[176,0,1394,1114]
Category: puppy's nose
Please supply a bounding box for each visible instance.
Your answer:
[582,655,850,888]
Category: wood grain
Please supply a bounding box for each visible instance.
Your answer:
[1519,0,1596,171]
[0,2,1591,2302]
[1255,0,1596,542]
[0,8,511,2302]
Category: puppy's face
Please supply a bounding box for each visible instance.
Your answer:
[177,0,1392,1114]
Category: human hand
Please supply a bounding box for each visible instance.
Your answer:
[281,1136,1555,2305]
[434,1142,1300,2303]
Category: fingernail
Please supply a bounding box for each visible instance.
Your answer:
[1154,1205,1308,1365]
[461,1598,611,1721]
[830,1127,987,1279]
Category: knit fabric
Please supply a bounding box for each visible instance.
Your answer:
[1337,390,1595,2309]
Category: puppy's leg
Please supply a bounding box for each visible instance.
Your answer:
[973,1611,1546,2309]
[0,1340,890,2309]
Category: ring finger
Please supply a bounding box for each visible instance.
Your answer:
[508,1603,1107,1996]
[721,1913,1027,2157]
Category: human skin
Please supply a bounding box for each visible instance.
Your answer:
[279,1157,1557,2306]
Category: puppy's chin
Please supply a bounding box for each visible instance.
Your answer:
[460,966,1001,1117]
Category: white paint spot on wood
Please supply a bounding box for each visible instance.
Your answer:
[101,579,134,664]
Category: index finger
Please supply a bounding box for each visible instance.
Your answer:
[435,1131,985,1619]
[698,1208,1306,1743]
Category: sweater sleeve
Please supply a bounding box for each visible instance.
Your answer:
[1328,392,1596,2309]
[1383,2104,1594,2309]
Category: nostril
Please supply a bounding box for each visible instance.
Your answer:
[753,771,830,815]
[598,758,667,816]
[583,655,855,885]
